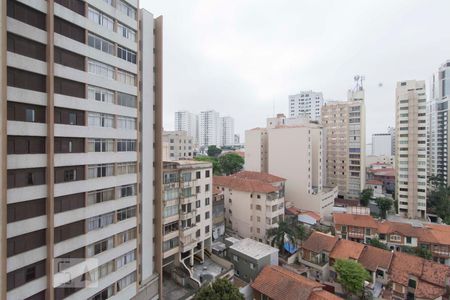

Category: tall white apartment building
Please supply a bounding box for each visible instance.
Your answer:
[175,110,198,145]
[321,86,366,200]
[245,114,337,218]
[0,1,162,299]
[372,132,393,156]
[199,110,220,147]
[428,61,450,186]
[288,91,324,120]
[220,116,235,147]
[396,80,427,219]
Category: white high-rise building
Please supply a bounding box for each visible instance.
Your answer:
[220,116,235,147]
[372,132,393,156]
[175,110,198,145]
[395,80,427,219]
[288,91,324,120]
[0,1,162,299]
[199,110,220,147]
[321,81,366,200]
[428,60,450,186]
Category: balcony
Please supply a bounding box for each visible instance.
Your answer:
[180,195,197,205]
[180,225,198,238]
[180,210,196,221]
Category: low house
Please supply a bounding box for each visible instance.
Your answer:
[388,252,450,300]
[333,213,378,243]
[286,207,321,227]
[251,265,342,300]
[299,231,338,281]
[225,237,278,283]
[366,180,384,197]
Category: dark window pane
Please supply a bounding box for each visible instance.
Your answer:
[7,33,46,61]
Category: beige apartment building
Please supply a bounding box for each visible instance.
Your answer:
[0,1,162,299]
[245,115,337,218]
[395,80,427,219]
[163,130,195,161]
[162,161,214,283]
[214,171,286,243]
[321,88,366,200]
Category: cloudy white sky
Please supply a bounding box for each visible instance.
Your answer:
[141,0,450,141]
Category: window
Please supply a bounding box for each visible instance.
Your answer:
[25,109,35,122]
[205,212,210,219]
[7,0,46,30]
[196,200,201,208]
[117,206,136,221]
[163,237,179,251]
[88,112,114,128]
[88,33,114,55]
[406,236,412,244]
[88,7,114,30]
[255,205,261,211]
[117,0,136,19]
[196,171,201,179]
[121,184,136,198]
[205,198,210,206]
[87,212,114,231]
[117,139,136,152]
[163,205,178,218]
[54,17,85,43]
[7,198,46,223]
[7,260,46,291]
[117,92,137,108]
[117,69,136,85]
[117,228,136,245]
[7,33,46,61]
[54,47,85,71]
[205,184,210,192]
[249,263,255,270]
[117,23,136,41]
[87,237,113,257]
[64,169,76,182]
[54,77,85,98]
[233,255,239,262]
[117,272,136,292]
[7,67,46,92]
[88,59,115,79]
[117,116,136,130]
[205,225,210,233]
[88,164,114,179]
[87,188,115,205]
[117,162,137,175]
[88,86,114,104]
[408,279,417,289]
[117,46,137,64]
[55,107,84,126]
[87,139,114,152]
[116,250,136,269]
[206,170,210,178]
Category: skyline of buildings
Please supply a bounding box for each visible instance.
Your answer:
[1,1,162,299]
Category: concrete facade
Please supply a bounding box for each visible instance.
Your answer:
[395,80,427,219]
[175,110,198,145]
[288,90,324,121]
[163,130,195,161]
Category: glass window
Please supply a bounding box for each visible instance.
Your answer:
[88,164,114,179]
[88,86,115,104]
[117,92,137,108]
[88,59,115,79]
[87,33,114,55]
[116,272,136,292]
[117,69,136,85]
[116,250,136,269]
[88,112,114,128]
[117,139,136,152]
[117,116,136,130]
[25,109,35,122]
[88,7,114,30]
[117,1,136,19]
[117,46,137,64]
[120,184,136,197]
[117,23,136,41]
[87,212,114,231]
[87,139,114,152]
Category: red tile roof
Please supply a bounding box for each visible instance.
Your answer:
[251,265,342,300]
[213,176,279,193]
[366,180,383,185]
[358,245,393,272]
[330,239,365,261]
[232,170,286,183]
[302,231,338,253]
[333,213,378,229]
[286,207,321,222]
[389,252,450,299]
[368,168,395,177]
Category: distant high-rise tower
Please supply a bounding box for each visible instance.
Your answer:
[199,110,220,147]
[175,110,198,145]
[220,116,235,147]
[321,77,366,199]
[428,60,450,186]
[0,1,162,298]
[288,91,324,120]
[395,80,427,219]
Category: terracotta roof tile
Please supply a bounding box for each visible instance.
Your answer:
[358,245,393,272]
[302,231,338,253]
[286,207,321,221]
[233,170,286,183]
[251,265,342,300]
[333,213,378,228]
[213,176,279,193]
[366,180,383,185]
[330,239,365,260]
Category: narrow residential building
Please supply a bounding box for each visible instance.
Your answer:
[0,1,162,299]
[214,171,286,243]
[321,82,366,200]
[163,130,195,161]
[395,80,427,219]
[175,110,199,145]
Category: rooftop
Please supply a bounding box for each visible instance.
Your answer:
[214,175,281,193]
[230,238,278,259]
[251,265,342,300]
[358,245,393,272]
[302,231,338,253]
[330,239,365,260]
[333,213,379,228]
[232,170,286,183]
[366,180,383,185]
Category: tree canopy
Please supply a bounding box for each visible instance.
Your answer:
[360,188,373,207]
[194,156,222,175]
[428,175,450,225]
[375,197,393,219]
[369,238,387,250]
[193,278,244,300]
[207,145,222,157]
[218,153,244,175]
[334,259,370,297]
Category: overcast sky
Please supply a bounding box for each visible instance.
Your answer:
[141,0,450,141]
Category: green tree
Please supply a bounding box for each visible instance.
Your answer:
[207,145,222,157]
[369,238,387,250]
[402,246,433,260]
[375,197,393,219]
[334,259,370,297]
[218,153,244,175]
[194,156,222,175]
[266,221,296,255]
[293,223,310,243]
[360,188,373,207]
[193,278,244,300]
[427,175,450,225]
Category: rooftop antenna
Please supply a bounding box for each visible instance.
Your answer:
[353,75,365,91]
